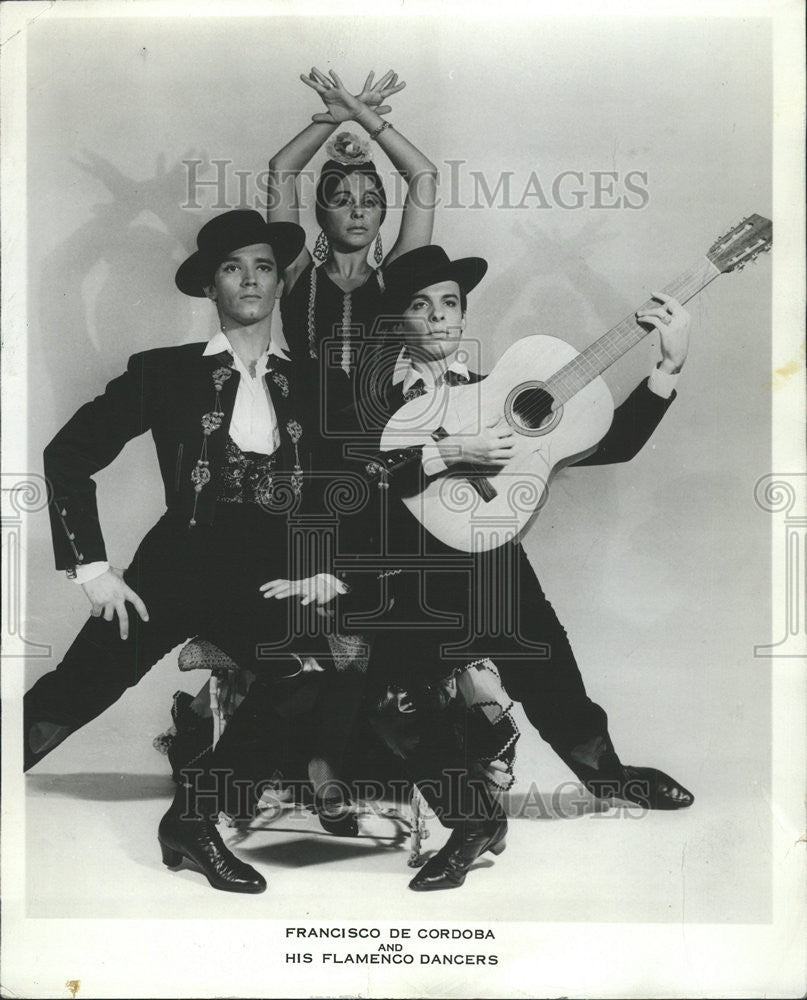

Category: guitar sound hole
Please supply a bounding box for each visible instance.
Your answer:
[510,386,556,431]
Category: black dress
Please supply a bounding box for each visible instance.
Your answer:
[280,260,386,437]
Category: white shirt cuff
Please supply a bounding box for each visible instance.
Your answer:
[648,364,680,400]
[421,441,448,477]
[72,561,110,584]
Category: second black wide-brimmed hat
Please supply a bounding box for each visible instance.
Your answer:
[175,210,305,297]
[383,245,488,313]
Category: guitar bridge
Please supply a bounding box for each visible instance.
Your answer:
[466,474,497,502]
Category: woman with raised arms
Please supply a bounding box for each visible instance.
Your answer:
[268,68,437,429]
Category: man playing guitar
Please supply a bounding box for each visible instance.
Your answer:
[349,244,694,889]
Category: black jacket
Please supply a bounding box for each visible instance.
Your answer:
[44,343,313,572]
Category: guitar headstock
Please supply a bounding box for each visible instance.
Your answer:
[707,214,772,273]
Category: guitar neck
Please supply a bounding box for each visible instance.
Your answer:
[546,256,722,408]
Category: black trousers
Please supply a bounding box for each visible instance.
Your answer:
[24,505,331,770]
[367,540,623,786]
[180,666,368,821]
[368,684,507,829]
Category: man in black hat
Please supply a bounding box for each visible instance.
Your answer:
[24,210,364,889]
[349,244,695,890]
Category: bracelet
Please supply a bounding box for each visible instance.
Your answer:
[368,120,392,142]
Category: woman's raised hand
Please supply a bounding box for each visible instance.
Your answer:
[356,69,406,112]
[301,67,405,124]
[301,67,362,124]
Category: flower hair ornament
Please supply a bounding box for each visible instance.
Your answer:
[325,131,372,166]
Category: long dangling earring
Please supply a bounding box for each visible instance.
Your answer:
[374,232,383,266]
[313,230,330,263]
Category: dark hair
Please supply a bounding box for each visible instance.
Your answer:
[315,160,387,230]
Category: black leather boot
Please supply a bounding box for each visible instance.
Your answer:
[565,738,694,810]
[408,817,507,891]
[588,765,694,810]
[157,794,266,894]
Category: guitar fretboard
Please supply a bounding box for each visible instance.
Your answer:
[546,256,721,408]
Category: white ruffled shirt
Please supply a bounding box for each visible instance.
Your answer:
[203,331,284,455]
[392,351,472,396]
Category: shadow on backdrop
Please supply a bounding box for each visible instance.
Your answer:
[37,149,207,416]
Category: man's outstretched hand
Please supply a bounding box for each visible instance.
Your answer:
[82,567,149,640]
[260,574,348,607]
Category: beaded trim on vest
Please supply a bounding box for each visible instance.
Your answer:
[307,265,385,374]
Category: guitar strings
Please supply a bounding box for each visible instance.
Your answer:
[514,260,716,427]
[440,233,766,445]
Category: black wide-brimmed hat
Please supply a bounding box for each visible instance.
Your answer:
[383,245,488,314]
[175,210,305,297]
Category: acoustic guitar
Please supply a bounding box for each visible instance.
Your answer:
[380,214,772,552]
